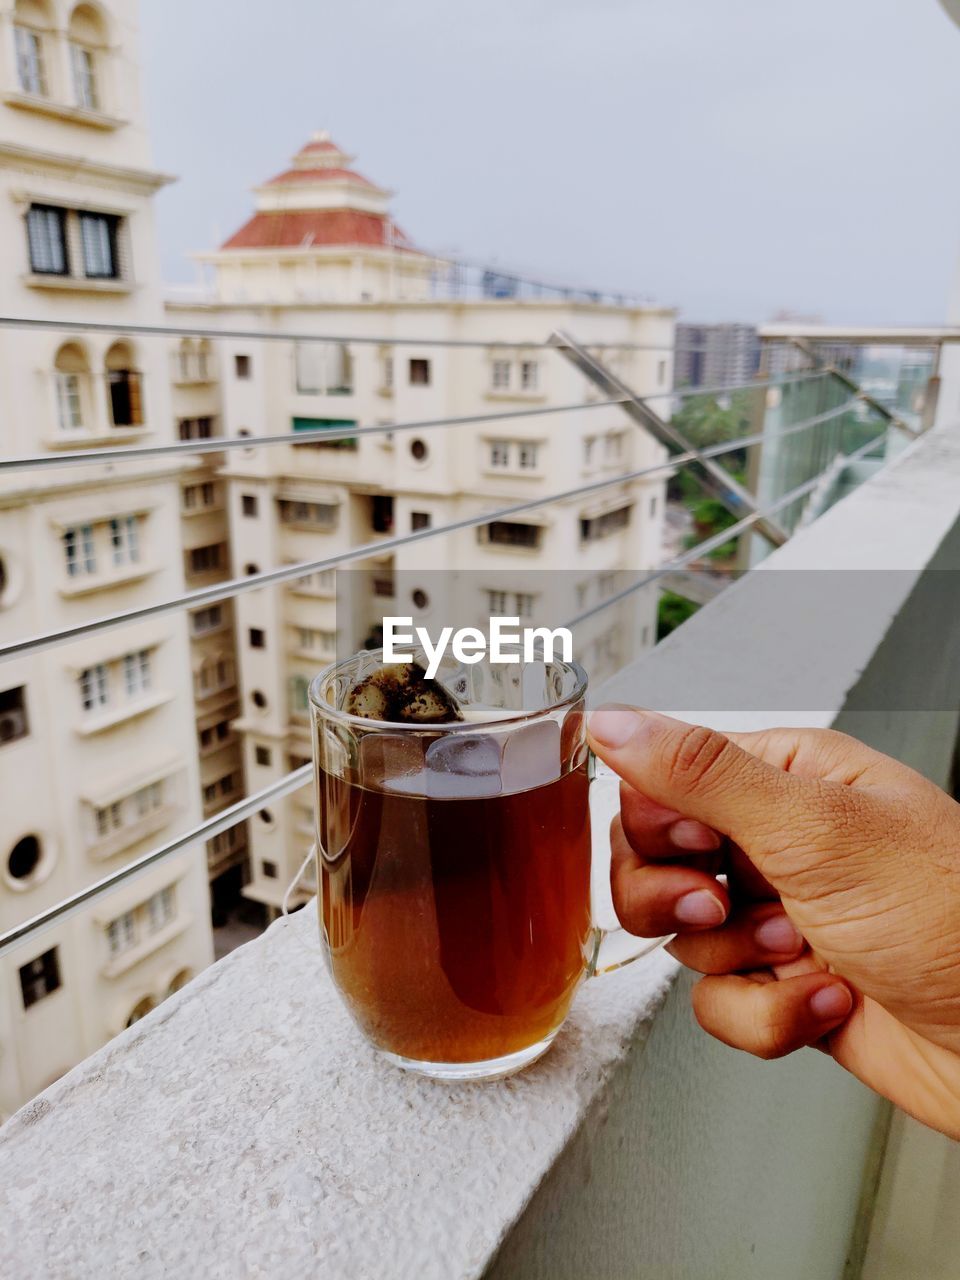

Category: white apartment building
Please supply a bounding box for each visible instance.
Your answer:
[0,0,213,1119]
[167,134,674,916]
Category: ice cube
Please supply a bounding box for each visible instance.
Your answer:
[424,733,502,798]
[359,732,428,795]
[346,663,462,724]
[501,719,561,792]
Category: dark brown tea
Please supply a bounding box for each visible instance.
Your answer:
[318,762,592,1064]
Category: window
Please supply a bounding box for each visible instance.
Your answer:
[382,354,394,390]
[294,342,353,395]
[80,212,118,279]
[249,628,265,650]
[183,482,216,511]
[0,686,29,745]
[147,886,175,933]
[95,802,122,837]
[241,494,258,517]
[409,358,431,385]
[657,359,667,387]
[277,499,338,530]
[255,745,272,767]
[126,997,155,1027]
[373,574,394,597]
[580,505,632,542]
[262,861,279,880]
[107,370,143,428]
[79,663,108,713]
[70,42,98,110]
[514,592,535,618]
[27,205,67,275]
[63,523,96,577]
[107,911,137,957]
[520,360,539,391]
[296,627,336,653]
[218,771,239,798]
[189,544,224,575]
[293,567,335,595]
[489,440,510,468]
[135,782,163,817]
[604,433,624,463]
[235,354,251,379]
[123,649,151,697]
[491,360,511,389]
[190,605,223,636]
[8,834,41,882]
[109,515,140,566]
[649,495,658,518]
[486,590,507,614]
[179,417,214,441]
[409,439,428,462]
[411,511,431,532]
[20,948,61,1009]
[289,675,310,715]
[518,443,539,469]
[480,521,542,550]
[251,690,267,709]
[371,495,394,534]
[14,25,46,95]
[598,572,617,598]
[199,719,231,751]
[291,416,357,451]
[583,437,595,466]
[56,373,83,432]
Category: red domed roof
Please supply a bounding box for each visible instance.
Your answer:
[221,208,417,252]
[265,167,375,188]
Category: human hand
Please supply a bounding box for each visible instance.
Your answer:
[588,706,960,1139]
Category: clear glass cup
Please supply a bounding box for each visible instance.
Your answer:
[309,649,666,1081]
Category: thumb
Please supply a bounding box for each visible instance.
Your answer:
[587,706,816,862]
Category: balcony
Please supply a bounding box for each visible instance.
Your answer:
[1,318,959,1275]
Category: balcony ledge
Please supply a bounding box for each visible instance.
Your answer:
[4,428,960,1277]
[3,91,127,130]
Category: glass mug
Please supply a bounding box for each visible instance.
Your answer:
[309,650,667,1081]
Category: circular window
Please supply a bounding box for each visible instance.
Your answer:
[412,588,429,610]
[245,563,260,576]
[251,690,268,710]
[409,438,428,463]
[0,551,23,609]
[8,835,41,881]
[258,808,274,827]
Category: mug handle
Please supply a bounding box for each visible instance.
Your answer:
[586,751,673,976]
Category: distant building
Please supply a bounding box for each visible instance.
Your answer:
[674,323,760,390]
[168,132,675,920]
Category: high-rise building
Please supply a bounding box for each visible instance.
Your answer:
[167,133,674,918]
[0,0,213,1119]
[674,322,760,390]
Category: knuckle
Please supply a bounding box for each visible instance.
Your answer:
[663,724,733,791]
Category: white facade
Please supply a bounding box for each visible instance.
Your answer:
[168,135,674,915]
[0,0,213,1119]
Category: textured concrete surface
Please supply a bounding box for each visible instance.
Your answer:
[0,904,677,1280]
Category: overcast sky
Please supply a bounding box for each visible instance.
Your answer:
[140,0,960,325]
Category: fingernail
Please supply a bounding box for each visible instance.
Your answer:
[588,706,638,749]
[755,914,803,954]
[669,819,722,852]
[809,984,853,1021]
[674,890,727,927]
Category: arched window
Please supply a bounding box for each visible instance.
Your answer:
[126,995,155,1027]
[13,0,54,98]
[67,3,108,111]
[53,341,91,433]
[105,341,143,428]
[167,969,192,996]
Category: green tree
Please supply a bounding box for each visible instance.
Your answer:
[658,590,699,639]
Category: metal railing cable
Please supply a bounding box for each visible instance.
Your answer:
[0,314,686,352]
[0,370,832,474]
[0,395,861,661]
[0,398,631,472]
[0,425,886,960]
